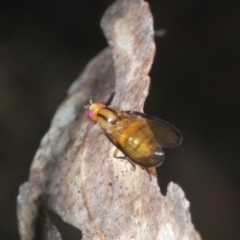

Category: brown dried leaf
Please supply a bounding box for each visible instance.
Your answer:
[17,0,201,239]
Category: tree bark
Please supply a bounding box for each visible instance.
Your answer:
[17,0,201,239]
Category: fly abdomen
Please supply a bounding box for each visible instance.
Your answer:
[119,121,155,159]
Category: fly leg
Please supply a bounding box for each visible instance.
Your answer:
[113,149,152,180]
[142,167,152,181]
[113,148,136,170]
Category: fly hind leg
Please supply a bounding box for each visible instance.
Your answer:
[142,167,152,181]
[114,149,152,180]
[113,148,136,170]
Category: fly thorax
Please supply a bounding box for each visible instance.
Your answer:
[97,107,121,129]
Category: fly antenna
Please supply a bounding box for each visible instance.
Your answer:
[84,97,93,108]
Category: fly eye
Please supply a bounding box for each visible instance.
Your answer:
[87,110,94,118]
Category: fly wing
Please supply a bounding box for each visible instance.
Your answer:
[125,111,182,149]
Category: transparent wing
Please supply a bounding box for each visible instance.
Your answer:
[125,111,182,148]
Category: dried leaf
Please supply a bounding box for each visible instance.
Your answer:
[17,0,201,239]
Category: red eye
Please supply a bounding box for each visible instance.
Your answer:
[87,110,94,118]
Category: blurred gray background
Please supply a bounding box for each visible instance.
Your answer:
[1,0,240,239]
